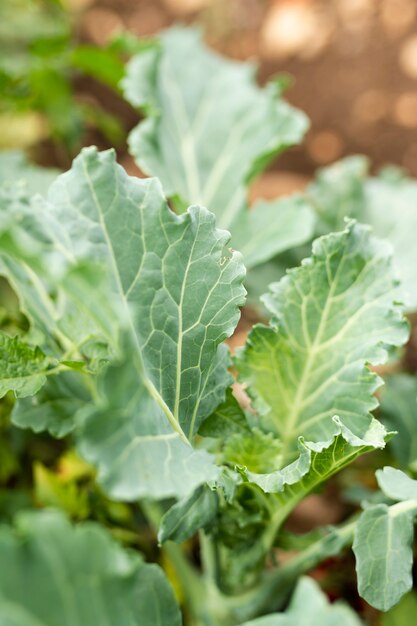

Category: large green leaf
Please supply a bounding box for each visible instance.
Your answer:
[239,576,362,625]
[0,509,181,626]
[123,27,310,265]
[0,147,246,500]
[353,467,417,611]
[237,222,408,462]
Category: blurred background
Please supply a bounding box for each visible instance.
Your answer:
[3,0,417,193]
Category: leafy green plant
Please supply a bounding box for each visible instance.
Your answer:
[2,23,417,626]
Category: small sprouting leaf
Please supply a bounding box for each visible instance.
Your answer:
[0,147,246,501]
[158,484,218,544]
[0,510,181,626]
[237,222,408,463]
[0,331,50,398]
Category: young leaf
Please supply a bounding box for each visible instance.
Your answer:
[0,332,50,398]
[245,417,388,518]
[123,27,308,231]
[239,576,362,625]
[353,501,417,611]
[0,509,181,626]
[237,222,408,462]
[158,484,218,544]
[353,467,417,611]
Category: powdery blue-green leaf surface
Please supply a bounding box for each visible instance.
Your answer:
[231,195,315,269]
[353,467,417,611]
[0,147,246,500]
[237,222,408,462]
[0,509,181,626]
[123,26,309,267]
[0,332,50,398]
[239,576,362,625]
[353,500,417,611]
[379,374,417,469]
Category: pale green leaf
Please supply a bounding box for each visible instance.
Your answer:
[237,222,408,462]
[78,346,220,501]
[12,371,90,438]
[158,484,218,544]
[230,195,315,269]
[353,500,417,611]
[379,374,417,468]
[240,576,362,625]
[0,509,181,626]
[123,27,308,231]
[365,174,417,311]
[0,331,50,398]
[377,466,417,502]
[0,146,245,500]
[0,150,60,196]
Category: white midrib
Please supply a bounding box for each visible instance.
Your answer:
[280,256,343,456]
[82,160,190,446]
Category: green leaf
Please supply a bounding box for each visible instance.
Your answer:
[239,576,362,625]
[245,417,388,516]
[0,151,60,196]
[353,500,417,611]
[377,466,417,502]
[78,347,220,501]
[379,374,417,468]
[237,222,408,462]
[198,388,250,438]
[158,484,218,544]
[12,371,90,437]
[364,174,417,311]
[307,156,369,234]
[231,195,315,269]
[123,27,308,231]
[0,509,181,626]
[0,147,245,500]
[0,331,50,398]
